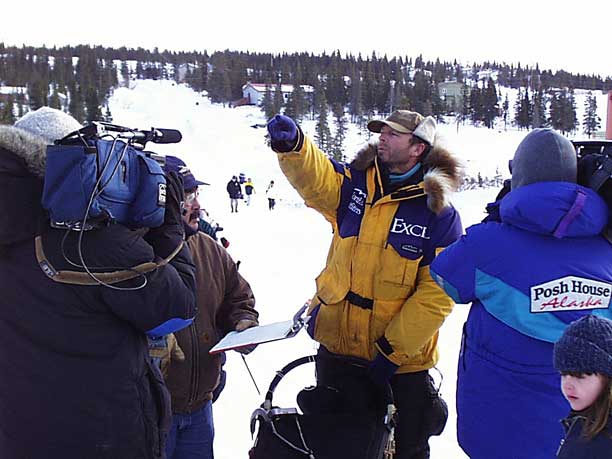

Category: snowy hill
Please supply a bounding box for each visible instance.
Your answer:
[107,80,607,459]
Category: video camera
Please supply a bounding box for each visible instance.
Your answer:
[574,140,612,224]
[574,140,612,194]
[42,121,182,230]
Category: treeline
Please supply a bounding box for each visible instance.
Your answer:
[0,43,609,137]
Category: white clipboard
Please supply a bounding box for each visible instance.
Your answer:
[209,304,310,354]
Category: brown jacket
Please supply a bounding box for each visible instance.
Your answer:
[164,232,258,413]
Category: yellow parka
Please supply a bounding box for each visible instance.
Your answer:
[277,134,463,373]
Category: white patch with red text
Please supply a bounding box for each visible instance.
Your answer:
[530,276,612,313]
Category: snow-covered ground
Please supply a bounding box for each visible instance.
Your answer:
[107,80,608,458]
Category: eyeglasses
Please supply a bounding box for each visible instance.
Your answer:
[185,190,199,204]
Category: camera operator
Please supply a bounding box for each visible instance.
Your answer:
[0,107,197,459]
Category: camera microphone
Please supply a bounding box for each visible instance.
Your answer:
[152,129,182,144]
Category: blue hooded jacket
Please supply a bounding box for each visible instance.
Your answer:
[430,182,612,459]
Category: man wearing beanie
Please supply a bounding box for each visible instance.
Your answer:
[267,111,463,458]
[0,107,198,458]
[553,315,612,458]
[431,128,612,459]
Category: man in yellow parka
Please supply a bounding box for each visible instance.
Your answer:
[267,110,463,459]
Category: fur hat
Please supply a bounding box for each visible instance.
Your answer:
[367,110,436,145]
[511,128,577,190]
[553,315,612,376]
[14,107,82,144]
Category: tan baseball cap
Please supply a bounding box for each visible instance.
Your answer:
[367,110,437,145]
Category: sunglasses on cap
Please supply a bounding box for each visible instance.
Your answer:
[185,190,199,204]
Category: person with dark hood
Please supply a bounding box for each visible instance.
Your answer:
[430,128,612,459]
[267,111,463,459]
[226,175,242,213]
[0,107,197,459]
[160,156,259,459]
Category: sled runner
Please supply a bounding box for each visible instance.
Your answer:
[249,355,397,459]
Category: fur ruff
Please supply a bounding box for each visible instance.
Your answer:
[349,139,464,214]
[0,125,48,178]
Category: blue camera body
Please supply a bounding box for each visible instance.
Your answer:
[42,138,166,229]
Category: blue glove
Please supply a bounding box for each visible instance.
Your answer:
[267,114,299,152]
[368,353,399,386]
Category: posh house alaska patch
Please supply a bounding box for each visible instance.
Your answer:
[530,276,612,312]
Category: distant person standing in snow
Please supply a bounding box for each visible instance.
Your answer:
[430,129,612,459]
[226,175,242,213]
[267,111,463,458]
[244,177,255,206]
[265,180,276,210]
[161,157,259,459]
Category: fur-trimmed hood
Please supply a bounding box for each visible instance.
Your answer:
[0,125,49,246]
[350,139,464,213]
[0,125,48,177]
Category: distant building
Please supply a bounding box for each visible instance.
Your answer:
[0,86,27,102]
[241,83,314,107]
[438,81,468,111]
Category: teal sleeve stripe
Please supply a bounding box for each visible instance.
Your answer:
[475,270,612,343]
[431,270,462,304]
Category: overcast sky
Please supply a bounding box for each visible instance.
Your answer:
[3,0,611,77]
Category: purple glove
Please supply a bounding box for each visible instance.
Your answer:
[267,114,299,152]
[368,353,399,386]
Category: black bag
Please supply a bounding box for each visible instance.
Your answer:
[249,356,396,459]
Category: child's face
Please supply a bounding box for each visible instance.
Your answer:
[561,373,607,411]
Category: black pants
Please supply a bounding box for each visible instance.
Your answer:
[268,198,275,210]
[315,349,434,459]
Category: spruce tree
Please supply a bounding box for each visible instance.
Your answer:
[85,87,103,122]
[330,103,347,161]
[582,91,600,138]
[314,88,331,152]
[121,61,130,85]
[48,87,62,110]
[513,89,532,129]
[501,94,510,130]
[564,88,578,134]
[104,105,113,123]
[481,78,499,128]
[349,67,363,123]
[272,81,284,114]
[0,96,16,124]
[68,82,85,123]
[261,84,275,119]
[531,89,547,128]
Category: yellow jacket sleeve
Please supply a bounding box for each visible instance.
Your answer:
[378,265,455,364]
[277,135,344,223]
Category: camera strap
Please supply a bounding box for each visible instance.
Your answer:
[589,154,612,192]
[34,236,184,286]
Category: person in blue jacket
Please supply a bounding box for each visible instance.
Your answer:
[553,315,612,459]
[430,128,612,459]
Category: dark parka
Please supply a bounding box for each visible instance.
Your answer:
[0,126,197,459]
[557,413,612,458]
[165,231,258,413]
[226,178,242,199]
